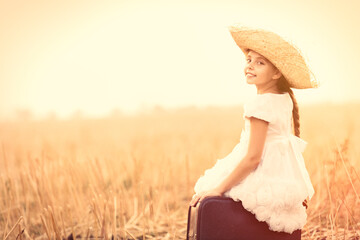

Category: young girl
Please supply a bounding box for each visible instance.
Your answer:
[189,24,318,234]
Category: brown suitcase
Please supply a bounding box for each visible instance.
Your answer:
[186,196,301,240]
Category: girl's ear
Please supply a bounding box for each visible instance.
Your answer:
[272,69,282,80]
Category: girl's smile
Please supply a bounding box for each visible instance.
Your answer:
[245,72,256,78]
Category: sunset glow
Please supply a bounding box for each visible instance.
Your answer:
[1,0,359,119]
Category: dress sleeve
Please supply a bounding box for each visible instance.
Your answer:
[243,94,275,123]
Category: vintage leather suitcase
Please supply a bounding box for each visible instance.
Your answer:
[186,196,301,240]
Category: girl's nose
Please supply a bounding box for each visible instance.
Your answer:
[247,63,254,70]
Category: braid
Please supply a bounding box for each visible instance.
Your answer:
[277,76,301,137]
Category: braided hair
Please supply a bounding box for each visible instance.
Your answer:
[276,75,300,137]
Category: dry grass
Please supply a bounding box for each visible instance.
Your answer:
[0,103,359,239]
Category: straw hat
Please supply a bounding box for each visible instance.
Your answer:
[228,24,318,89]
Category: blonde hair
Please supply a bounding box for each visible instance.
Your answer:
[276,76,300,137]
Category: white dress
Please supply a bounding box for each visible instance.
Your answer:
[194,92,315,234]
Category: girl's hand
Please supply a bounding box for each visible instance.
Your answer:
[189,188,223,207]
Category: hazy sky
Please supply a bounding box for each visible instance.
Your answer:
[1,0,359,119]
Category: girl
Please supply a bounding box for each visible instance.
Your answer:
[189,24,318,234]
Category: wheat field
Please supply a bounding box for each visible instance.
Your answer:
[0,103,359,239]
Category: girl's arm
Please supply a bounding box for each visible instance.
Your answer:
[215,116,269,194]
[190,117,269,206]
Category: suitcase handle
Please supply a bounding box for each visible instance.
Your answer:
[187,204,199,240]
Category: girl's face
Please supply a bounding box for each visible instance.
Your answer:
[244,50,282,92]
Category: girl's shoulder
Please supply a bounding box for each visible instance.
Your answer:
[243,92,291,123]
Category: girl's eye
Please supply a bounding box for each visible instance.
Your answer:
[246,59,264,65]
